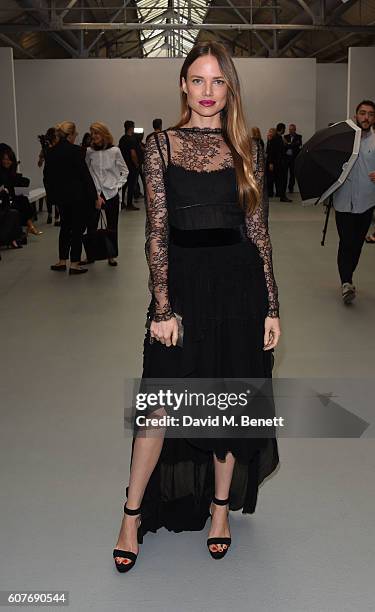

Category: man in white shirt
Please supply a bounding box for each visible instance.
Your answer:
[333,100,375,304]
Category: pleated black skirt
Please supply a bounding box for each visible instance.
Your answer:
[131,233,279,536]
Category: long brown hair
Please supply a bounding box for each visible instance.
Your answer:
[174,41,259,214]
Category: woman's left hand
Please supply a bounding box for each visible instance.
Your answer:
[263,317,281,351]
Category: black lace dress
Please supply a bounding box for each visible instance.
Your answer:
[131,127,280,536]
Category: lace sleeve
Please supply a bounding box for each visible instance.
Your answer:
[245,140,280,318]
[144,132,174,322]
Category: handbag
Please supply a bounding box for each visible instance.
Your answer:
[83,210,116,261]
[14,173,30,188]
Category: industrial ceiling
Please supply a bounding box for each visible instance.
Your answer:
[0,0,374,61]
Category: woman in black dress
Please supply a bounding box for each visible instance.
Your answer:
[113,41,281,572]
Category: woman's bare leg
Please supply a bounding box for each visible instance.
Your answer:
[208,452,236,554]
[114,416,166,567]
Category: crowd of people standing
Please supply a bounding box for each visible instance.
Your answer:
[0,117,161,266]
[2,108,374,309]
[265,122,303,201]
[43,119,159,274]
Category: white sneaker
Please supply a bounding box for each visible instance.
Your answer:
[342,283,356,304]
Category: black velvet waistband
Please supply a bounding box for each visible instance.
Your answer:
[169,225,247,248]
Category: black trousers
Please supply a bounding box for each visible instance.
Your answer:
[266,163,275,197]
[286,157,296,192]
[43,178,59,217]
[122,167,138,207]
[134,167,146,198]
[335,206,374,284]
[13,195,34,226]
[274,160,288,199]
[87,193,119,259]
[0,208,22,245]
[58,199,88,263]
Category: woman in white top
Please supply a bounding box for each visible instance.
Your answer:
[84,122,128,266]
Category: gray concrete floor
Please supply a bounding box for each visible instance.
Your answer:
[0,196,374,612]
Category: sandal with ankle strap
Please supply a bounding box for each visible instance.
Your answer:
[113,504,143,573]
[207,496,232,560]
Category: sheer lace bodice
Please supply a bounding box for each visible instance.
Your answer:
[144,127,279,321]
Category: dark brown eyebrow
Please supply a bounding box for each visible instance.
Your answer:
[190,75,224,79]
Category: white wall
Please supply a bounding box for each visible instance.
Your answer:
[14,57,317,188]
[234,58,316,141]
[316,63,348,130]
[0,48,19,158]
[347,47,375,118]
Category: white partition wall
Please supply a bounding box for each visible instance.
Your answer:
[234,58,316,142]
[15,58,183,187]
[347,47,375,118]
[14,57,317,187]
[316,63,348,129]
[0,48,19,158]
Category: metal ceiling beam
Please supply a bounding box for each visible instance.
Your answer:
[295,0,316,23]
[224,0,271,53]
[2,23,374,32]
[60,0,80,21]
[330,0,360,20]
[16,0,80,57]
[86,3,133,53]
[102,28,141,52]
[278,30,305,55]
[144,37,165,57]
[0,33,36,58]
[115,29,161,56]
[277,0,345,56]
[280,0,374,61]
[308,19,375,58]
[271,4,278,55]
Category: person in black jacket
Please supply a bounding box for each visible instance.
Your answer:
[267,123,292,202]
[44,121,97,275]
[38,128,60,225]
[0,148,42,235]
[284,123,302,193]
[0,185,23,249]
[133,131,146,201]
[145,118,163,144]
[119,121,140,211]
[265,127,277,197]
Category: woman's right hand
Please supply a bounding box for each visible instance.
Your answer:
[150,317,179,347]
[95,196,105,209]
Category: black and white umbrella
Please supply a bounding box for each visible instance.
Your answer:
[295,119,361,204]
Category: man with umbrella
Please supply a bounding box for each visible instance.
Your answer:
[333,100,375,304]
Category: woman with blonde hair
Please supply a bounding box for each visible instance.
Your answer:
[113,41,281,572]
[251,125,264,149]
[83,122,128,266]
[44,121,97,274]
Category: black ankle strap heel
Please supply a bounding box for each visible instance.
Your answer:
[113,503,143,573]
[207,497,231,560]
[212,496,230,506]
